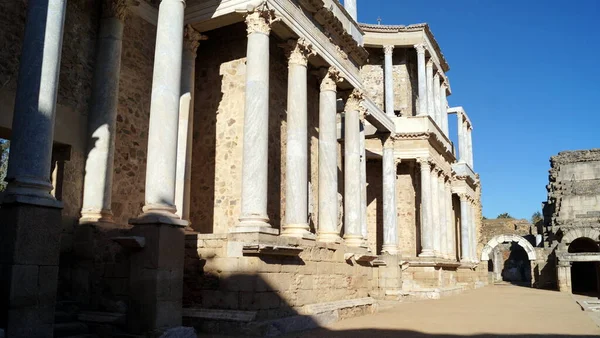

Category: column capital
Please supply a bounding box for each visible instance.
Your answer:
[432,166,442,175]
[280,38,316,67]
[426,58,434,68]
[383,45,394,55]
[316,66,343,92]
[382,133,396,149]
[458,192,468,201]
[345,89,367,120]
[245,8,278,35]
[417,157,432,169]
[183,24,207,55]
[414,43,426,54]
[102,0,139,21]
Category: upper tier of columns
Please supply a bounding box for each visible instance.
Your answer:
[452,108,474,168]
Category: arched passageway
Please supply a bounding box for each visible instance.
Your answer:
[568,237,600,296]
[481,235,536,286]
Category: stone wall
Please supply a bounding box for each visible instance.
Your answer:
[397,161,419,257]
[366,159,383,253]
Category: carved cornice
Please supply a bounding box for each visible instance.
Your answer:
[183,24,207,55]
[280,38,316,66]
[102,0,139,20]
[317,67,343,92]
[245,6,279,36]
[414,43,426,54]
[383,45,394,56]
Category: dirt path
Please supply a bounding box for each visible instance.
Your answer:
[293,285,600,337]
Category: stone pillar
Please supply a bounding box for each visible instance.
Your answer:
[317,68,342,242]
[469,200,477,261]
[426,60,434,119]
[81,0,134,224]
[175,25,205,222]
[236,9,277,233]
[431,167,440,257]
[0,1,66,337]
[467,126,474,169]
[433,72,441,126]
[440,82,449,136]
[381,135,398,254]
[360,120,368,244]
[415,44,427,116]
[557,261,572,293]
[445,180,455,260]
[438,172,448,259]
[281,39,315,237]
[457,113,466,163]
[343,90,364,247]
[344,0,357,21]
[383,45,395,117]
[128,0,188,333]
[459,193,470,262]
[418,158,434,257]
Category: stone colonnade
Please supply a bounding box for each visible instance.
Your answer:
[457,112,474,168]
[413,44,449,135]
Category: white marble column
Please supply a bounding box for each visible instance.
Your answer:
[418,158,434,257]
[433,72,441,126]
[344,0,358,21]
[438,172,448,259]
[360,120,368,243]
[175,26,205,222]
[383,45,395,117]
[467,126,474,169]
[446,180,455,260]
[282,39,315,237]
[426,60,434,119]
[237,10,276,233]
[133,0,186,222]
[317,67,342,242]
[381,135,398,254]
[459,193,470,262]
[3,0,67,205]
[415,44,427,116]
[431,167,441,257]
[440,82,449,136]
[80,0,132,223]
[469,200,477,262]
[344,91,364,247]
[457,113,466,163]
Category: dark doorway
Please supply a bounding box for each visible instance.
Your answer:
[568,237,600,297]
[502,243,532,286]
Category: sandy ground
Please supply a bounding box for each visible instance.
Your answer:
[292,284,600,337]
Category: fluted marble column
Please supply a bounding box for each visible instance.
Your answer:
[344,0,357,21]
[426,60,434,119]
[344,91,364,247]
[415,44,427,116]
[133,0,185,221]
[440,82,449,136]
[418,158,434,257]
[469,200,477,262]
[438,172,448,259]
[431,167,441,257]
[175,26,205,222]
[81,0,133,223]
[383,45,395,117]
[317,67,342,242]
[381,135,398,254]
[459,193,471,262]
[236,9,276,233]
[433,72,441,126]
[445,180,455,260]
[0,1,66,336]
[359,120,368,243]
[282,39,315,237]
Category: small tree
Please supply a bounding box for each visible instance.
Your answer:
[531,211,543,225]
[497,212,513,219]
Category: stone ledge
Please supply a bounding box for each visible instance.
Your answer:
[403,257,462,269]
[298,297,376,315]
[242,244,304,256]
[182,308,257,322]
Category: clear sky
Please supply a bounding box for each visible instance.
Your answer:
[357,0,600,220]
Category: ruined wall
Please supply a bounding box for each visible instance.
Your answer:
[360,47,416,117]
[397,161,418,257]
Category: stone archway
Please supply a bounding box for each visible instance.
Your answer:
[481,235,537,286]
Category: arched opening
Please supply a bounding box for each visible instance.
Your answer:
[501,243,532,286]
[568,237,600,297]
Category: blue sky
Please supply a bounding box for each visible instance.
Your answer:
[357,0,600,220]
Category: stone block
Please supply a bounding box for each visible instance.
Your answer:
[204,257,239,273]
[258,273,292,292]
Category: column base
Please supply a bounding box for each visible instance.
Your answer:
[0,200,62,338]
[419,249,435,258]
[127,215,187,334]
[234,216,277,234]
[316,231,342,243]
[344,234,363,247]
[281,223,311,238]
[381,245,399,255]
[79,208,115,224]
